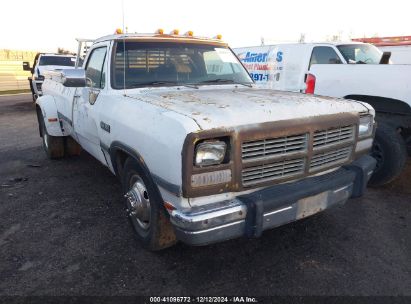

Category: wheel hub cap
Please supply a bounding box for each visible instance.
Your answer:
[125,177,151,229]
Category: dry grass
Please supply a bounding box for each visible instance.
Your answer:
[0,89,31,95]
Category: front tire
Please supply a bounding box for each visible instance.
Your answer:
[368,124,407,186]
[122,157,176,251]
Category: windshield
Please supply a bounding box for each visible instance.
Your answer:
[337,44,382,64]
[112,42,253,89]
[39,56,76,66]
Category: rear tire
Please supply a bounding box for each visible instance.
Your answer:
[65,136,82,156]
[39,113,65,159]
[368,124,407,186]
[122,157,176,251]
[406,135,411,156]
[29,80,36,102]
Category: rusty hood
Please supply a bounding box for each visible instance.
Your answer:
[126,86,370,130]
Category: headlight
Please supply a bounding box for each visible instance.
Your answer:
[195,141,226,167]
[358,115,373,138]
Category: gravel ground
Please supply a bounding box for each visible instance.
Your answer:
[0,94,410,296]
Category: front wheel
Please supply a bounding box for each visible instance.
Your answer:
[368,124,407,186]
[122,157,176,251]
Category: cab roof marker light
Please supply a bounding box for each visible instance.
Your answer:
[115,28,123,34]
[215,34,223,40]
[185,31,194,37]
[170,29,179,35]
[156,28,165,35]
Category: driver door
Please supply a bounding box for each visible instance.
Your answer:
[73,45,108,163]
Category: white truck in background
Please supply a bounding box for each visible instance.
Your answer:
[35,31,376,250]
[23,53,76,101]
[234,42,411,186]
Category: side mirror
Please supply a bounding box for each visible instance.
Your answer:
[379,52,391,64]
[22,62,31,71]
[61,69,87,87]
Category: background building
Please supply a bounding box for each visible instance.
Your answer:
[0,49,37,92]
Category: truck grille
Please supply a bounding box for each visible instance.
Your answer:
[242,158,305,187]
[313,125,355,150]
[241,124,356,188]
[242,133,308,161]
[310,147,352,172]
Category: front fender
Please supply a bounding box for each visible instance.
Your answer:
[36,95,65,137]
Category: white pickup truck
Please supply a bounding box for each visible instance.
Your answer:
[36,31,376,250]
[23,53,76,101]
[234,42,410,186]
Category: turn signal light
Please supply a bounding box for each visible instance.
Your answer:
[163,202,176,211]
[191,169,232,187]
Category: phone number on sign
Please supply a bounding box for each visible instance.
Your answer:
[249,73,269,81]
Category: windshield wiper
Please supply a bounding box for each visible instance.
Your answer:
[131,81,198,89]
[134,81,178,86]
[198,79,253,87]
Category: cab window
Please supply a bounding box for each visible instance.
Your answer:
[86,47,107,89]
[337,44,382,64]
[309,46,342,67]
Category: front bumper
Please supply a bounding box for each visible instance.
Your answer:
[170,155,376,246]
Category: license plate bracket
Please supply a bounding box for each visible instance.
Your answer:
[296,191,329,219]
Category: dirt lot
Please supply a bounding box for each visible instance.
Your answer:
[0,94,410,296]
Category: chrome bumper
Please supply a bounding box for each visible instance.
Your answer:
[170,155,376,246]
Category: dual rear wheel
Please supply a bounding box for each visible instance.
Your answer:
[38,111,81,159]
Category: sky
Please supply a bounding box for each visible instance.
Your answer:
[0,0,409,52]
